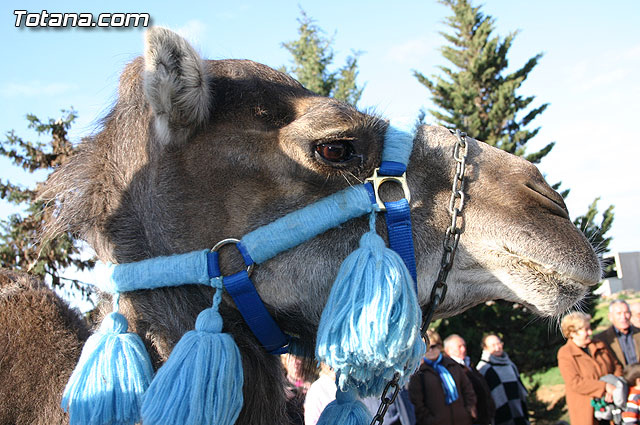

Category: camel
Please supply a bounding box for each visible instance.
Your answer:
[0,27,600,425]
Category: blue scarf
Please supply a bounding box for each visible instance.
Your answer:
[424,353,459,405]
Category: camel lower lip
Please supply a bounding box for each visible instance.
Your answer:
[508,250,600,287]
[493,252,593,316]
[519,274,589,317]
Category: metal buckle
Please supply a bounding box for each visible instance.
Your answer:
[365,168,411,212]
[211,238,255,277]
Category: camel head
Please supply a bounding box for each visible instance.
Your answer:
[41,25,598,374]
[38,26,601,425]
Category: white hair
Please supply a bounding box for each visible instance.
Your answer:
[609,299,630,313]
[443,333,465,349]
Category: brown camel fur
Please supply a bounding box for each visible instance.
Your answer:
[0,270,89,425]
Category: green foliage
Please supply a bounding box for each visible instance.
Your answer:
[0,110,95,296]
[573,197,615,254]
[550,181,570,200]
[414,0,552,163]
[522,366,565,388]
[592,300,611,333]
[282,9,364,106]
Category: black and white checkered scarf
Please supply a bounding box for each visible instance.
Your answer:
[477,352,529,425]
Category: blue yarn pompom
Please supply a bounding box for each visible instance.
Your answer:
[317,387,371,425]
[140,284,243,425]
[316,225,424,397]
[61,312,154,425]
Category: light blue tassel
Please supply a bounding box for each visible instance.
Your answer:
[317,386,370,425]
[140,278,243,425]
[61,311,154,425]
[316,212,424,397]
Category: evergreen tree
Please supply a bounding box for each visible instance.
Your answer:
[574,197,615,254]
[414,0,553,163]
[281,10,364,106]
[0,110,95,298]
[422,0,614,378]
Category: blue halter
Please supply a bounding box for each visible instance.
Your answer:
[63,120,422,425]
[99,121,418,354]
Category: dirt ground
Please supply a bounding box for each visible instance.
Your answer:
[537,384,566,409]
[534,384,568,425]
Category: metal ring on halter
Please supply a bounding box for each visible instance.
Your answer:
[365,167,411,212]
[211,238,255,277]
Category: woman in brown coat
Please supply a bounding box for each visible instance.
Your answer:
[558,312,623,425]
[409,330,477,425]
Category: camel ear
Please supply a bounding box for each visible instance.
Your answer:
[143,27,210,146]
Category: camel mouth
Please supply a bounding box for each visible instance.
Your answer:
[500,244,601,286]
[515,255,599,287]
[517,275,589,318]
[494,250,597,317]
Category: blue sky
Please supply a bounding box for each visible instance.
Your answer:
[2,0,639,263]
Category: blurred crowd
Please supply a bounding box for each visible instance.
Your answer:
[282,330,529,425]
[558,300,640,425]
[280,299,640,425]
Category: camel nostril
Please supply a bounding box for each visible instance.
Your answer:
[525,181,570,220]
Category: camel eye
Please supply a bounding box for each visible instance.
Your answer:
[315,142,355,163]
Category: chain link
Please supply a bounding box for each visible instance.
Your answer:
[370,374,401,425]
[370,130,468,425]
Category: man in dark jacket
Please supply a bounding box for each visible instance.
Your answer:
[443,334,496,425]
[593,299,640,366]
[409,330,477,425]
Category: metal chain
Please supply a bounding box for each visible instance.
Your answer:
[420,129,468,338]
[370,374,402,425]
[370,129,468,425]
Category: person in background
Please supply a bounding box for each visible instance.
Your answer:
[409,330,477,425]
[282,354,312,394]
[477,334,529,425]
[558,311,622,425]
[303,363,336,425]
[281,354,312,425]
[594,300,640,367]
[623,362,640,424]
[629,302,640,330]
[443,334,495,425]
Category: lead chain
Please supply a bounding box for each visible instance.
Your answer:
[370,130,468,425]
[421,130,467,339]
[370,374,401,425]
